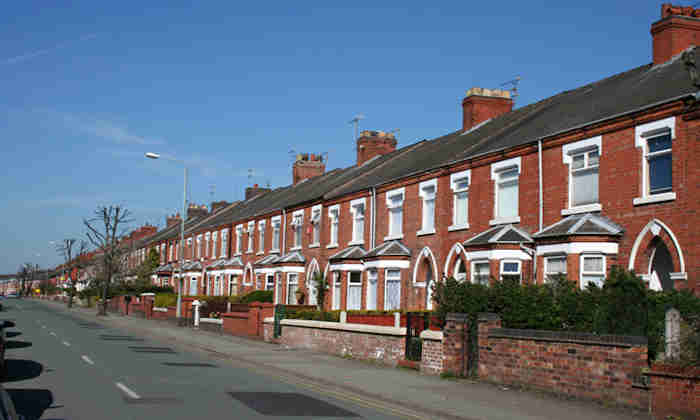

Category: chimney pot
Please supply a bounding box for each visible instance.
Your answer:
[462,87,513,131]
[356,129,398,166]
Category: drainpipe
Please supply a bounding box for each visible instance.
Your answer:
[538,139,543,232]
[282,209,287,254]
[370,187,377,249]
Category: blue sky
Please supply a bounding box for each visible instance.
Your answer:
[0,1,667,273]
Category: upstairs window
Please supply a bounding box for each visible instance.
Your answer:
[212,231,218,258]
[271,217,281,252]
[235,226,243,255]
[385,188,405,240]
[258,221,266,253]
[450,171,470,230]
[196,235,203,259]
[247,222,255,253]
[563,137,602,213]
[634,117,676,205]
[291,211,303,249]
[491,157,521,225]
[221,229,228,258]
[350,199,365,245]
[310,205,321,246]
[418,179,437,235]
[328,205,340,247]
[205,232,211,258]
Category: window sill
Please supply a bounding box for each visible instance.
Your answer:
[234,253,242,257]
[269,249,280,254]
[561,203,602,215]
[256,252,264,256]
[633,192,676,206]
[416,229,436,237]
[289,246,302,252]
[348,240,364,246]
[309,243,320,249]
[448,224,469,232]
[326,244,338,249]
[383,234,404,241]
[489,216,520,226]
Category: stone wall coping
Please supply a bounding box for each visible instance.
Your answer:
[200,318,223,325]
[264,316,274,324]
[477,312,501,322]
[279,319,407,336]
[153,307,168,312]
[445,313,469,322]
[420,330,443,341]
[489,328,647,347]
[140,292,155,297]
[221,312,249,318]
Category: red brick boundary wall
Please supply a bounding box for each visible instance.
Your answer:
[263,318,407,366]
[419,330,444,374]
[221,302,274,339]
[430,313,650,409]
[647,363,699,419]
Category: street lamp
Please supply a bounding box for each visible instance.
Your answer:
[145,152,187,321]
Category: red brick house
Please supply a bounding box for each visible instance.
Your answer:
[130,3,698,310]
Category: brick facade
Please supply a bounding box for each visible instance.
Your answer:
[647,363,700,419]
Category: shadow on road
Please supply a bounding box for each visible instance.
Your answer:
[2,359,43,383]
[6,388,53,420]
[5,341,32,350]
[5,331,21,338]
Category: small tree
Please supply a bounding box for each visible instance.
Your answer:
[16,263,39,298]
[135,248,160,287]
[84,205,132,315]
[56,239,89,308]
[312,272,330,311]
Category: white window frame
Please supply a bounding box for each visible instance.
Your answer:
[384,187,405,241]
[544,255,567,284]
[562,136,602,215]
[205,232,211,258]
[196,234,203,259]
[247,221,255,253]
[212,231,218,258]
[286,273,299,305]
[449,170,470,231]
[634,117,676,205]
[349,198,366,245]
[270,216,281,253]
[258,220,266,254]
[471,260,490,286]
[500,260,522,283]
[310,205,322,248]
[291,210,304,250]
[366,269,378,310]
[235,225,243,255]
[346,271,363,310]
[229,274,239,297]
[332,272,341,310]
[265,274,275,291]
[490,157,521,225]
[221,229,228,258]
[580,254,606,289]
[384,268,402,310]
[417,178,437,236]
[327,205,340,248]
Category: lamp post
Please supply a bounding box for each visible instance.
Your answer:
[145,152,187,320]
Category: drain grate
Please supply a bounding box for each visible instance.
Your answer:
[162,362,217,368]
[227,392,358,417]
[129,346,176,354]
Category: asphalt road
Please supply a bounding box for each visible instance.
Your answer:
[1,298,408,420]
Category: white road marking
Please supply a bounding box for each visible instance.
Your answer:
[115,382,140,399]
[49,332,56,336]
[62,341,70,347]
[81,355,94,365]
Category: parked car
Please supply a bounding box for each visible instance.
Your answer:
[0,384,22,420]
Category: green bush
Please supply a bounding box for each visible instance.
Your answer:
[154,293,176,308]
[286,310,340,322]
[239,290,273,304]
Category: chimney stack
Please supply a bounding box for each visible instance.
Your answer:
[462,87,513,132]
[187,203,208,219]
[356,130,397,166]
[245,183,272,200]
[651,4,699,65]
[166,213,181,228]
[292,153,325,185]
[210,201,230,214]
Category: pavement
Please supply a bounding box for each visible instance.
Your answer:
[18,298,651,420]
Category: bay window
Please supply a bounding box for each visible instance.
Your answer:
[384,269,401,310]
[347,272,362,310]
[332,272,341,310]
[544,256,567,283]
[471,261,490,286]
[500,260,521,283]
[580,255,605,289]
[286,273,298,304]
[366,270,377,310]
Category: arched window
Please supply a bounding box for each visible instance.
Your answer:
[454,259,467,282]
[650,241,674,291]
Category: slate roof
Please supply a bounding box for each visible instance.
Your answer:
[254,254,279,266]
[276,251,305,264]
[223,256,244,267]
[181,261,202,272]
[325,48,699,198]
[206,258,228,269]
[364,240,411,258]
[154,263,173,273]
[464,225,533,246]
[534,213,624,238]
[329,246,367,261]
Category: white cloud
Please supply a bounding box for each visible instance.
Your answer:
[63,114,165,146]
[3,33,98,65]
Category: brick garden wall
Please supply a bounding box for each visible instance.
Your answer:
[647,363,699,419]
[419,330,444,375]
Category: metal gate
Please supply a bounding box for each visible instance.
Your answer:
[405,312,431,361]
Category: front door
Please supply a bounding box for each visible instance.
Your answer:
[189,277,198,296]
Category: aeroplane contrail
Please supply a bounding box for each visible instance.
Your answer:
[3,33,98,65]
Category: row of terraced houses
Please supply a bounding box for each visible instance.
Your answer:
[49,4,700,307]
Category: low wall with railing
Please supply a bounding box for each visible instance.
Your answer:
[263,316,407,366]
